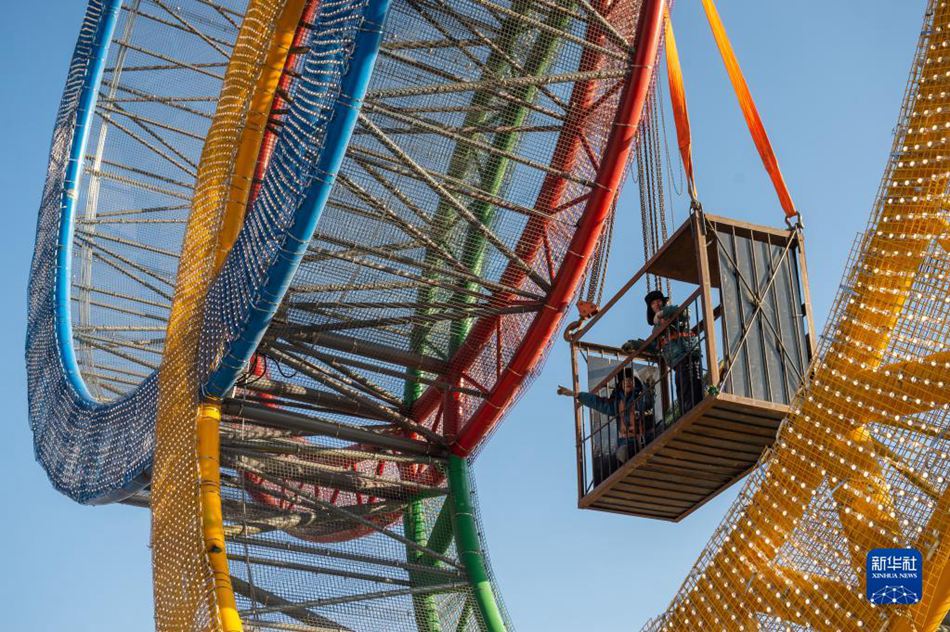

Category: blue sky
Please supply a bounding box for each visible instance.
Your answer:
[0,1,926,630]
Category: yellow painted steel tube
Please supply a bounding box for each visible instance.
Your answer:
[198,402,242,631]
[831,425,903,573]
[215,0,308,269]
[194,3,306,629]
[849,350,950,417]
[151,0,306,629]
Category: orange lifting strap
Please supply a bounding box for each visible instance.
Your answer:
[663,6,697,203]
[664,0,800,222]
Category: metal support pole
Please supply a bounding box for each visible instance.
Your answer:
[694,213,719,388]
[221,399,446,457]
[794,229,818,358]
[569,340,586,503]
[448,455,507,632]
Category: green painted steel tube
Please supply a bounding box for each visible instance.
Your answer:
[448,455,507,632]
[400,6,567,630]
[426,498,456,556]
[403,501,444,631]
[403,3,534,388]
[448,8,571,350]
[400,6,540,629]
[401,479,455,631]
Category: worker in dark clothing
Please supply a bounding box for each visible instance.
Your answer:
[622,290,704,417]
[557,366,655,463]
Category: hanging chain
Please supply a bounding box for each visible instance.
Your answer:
[637,88,676,297]
[582,185,619,305]
[585,217,606,302]
[637,116,655,291]
[584,84,681,308]
[650,99,672,299]
[595,203,615,305]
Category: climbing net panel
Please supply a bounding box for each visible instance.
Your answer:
[26,0,247,504]
[28,0,662,629]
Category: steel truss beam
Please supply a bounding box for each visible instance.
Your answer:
[222,399,447,457]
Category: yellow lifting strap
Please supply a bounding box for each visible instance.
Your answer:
[663,6,698,204]
[665,0,800,222]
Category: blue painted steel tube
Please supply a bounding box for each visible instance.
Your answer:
[55,0,123,404]
[203,0,392,397]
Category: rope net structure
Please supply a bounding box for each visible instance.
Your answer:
[26,0,249,505]
[27,0,661,630]
[645,1,950,629]
[31,0,950,629]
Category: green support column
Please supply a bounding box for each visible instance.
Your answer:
[448,455,507,632]
[447,8,570,349]
[400,6,568,631]
[426,495,457,556]
[404,500,444,632]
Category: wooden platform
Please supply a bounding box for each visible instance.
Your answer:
[579,392,789,522]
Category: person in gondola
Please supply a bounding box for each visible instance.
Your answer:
[622,290,704,418]
[557,366,654,464]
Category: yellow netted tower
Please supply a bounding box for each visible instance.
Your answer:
[647,2,950,630]
[150,1,302,629]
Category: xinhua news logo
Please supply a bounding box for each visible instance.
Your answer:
[866,548,922,605]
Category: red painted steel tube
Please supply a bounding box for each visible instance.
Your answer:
[249,1,321,203]
[415,0,666,455]
[409,0,619,424]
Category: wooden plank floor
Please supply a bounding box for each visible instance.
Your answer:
[579,393,788,522]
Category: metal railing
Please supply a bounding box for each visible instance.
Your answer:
[569,287,711,497]
[565,212,813,501]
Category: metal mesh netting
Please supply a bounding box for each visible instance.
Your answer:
[646,2,950,629]
[199,0,374,393]
[150,0,294,629]
[72,0,243,402]
[203,0,650,628]
[198,460,507,631]
[30,0,950,629]
[30,0,656,628]
[205,0,646,429]
[27,0,246,504]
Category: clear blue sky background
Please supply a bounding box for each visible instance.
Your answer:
[0,1,926,630]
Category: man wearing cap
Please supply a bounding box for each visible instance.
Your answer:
[621,290,704,417]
